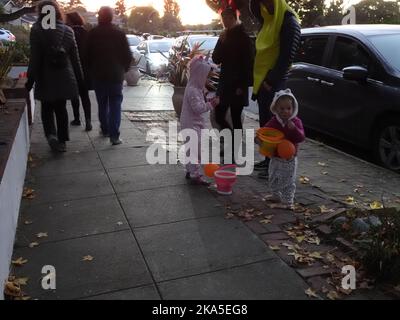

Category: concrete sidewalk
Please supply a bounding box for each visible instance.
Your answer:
[10,81,400,300]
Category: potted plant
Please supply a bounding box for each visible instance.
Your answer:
[0,43,15,105]
[125,56,142,86]
[166,39,205,118]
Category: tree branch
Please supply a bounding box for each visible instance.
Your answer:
[0,6,36,23]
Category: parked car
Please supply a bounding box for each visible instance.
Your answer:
[0,29,16,43]
[126,34,142,54]
[287,25,400,172]
[171,35,219,57]
[133,39,174,75]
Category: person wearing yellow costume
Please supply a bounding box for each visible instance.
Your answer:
[250,0,301,178]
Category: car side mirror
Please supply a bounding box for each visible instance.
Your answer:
[139,49,146,55]
[343,66,368,82]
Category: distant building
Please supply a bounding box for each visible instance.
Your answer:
[0,0,36,29]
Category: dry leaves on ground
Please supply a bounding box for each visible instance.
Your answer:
[22,188,35,200]
[36,232,48,239]
[28,242,39,248]
[305,288,319,298]
[299,176,310,185]
[82,255,94,262]
[369,201,384,210]
[11,257,28,266]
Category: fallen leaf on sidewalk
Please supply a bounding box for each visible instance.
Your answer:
[326,253,335,263]
[319,205,335,214]
[269,245,280,251]
[260,219,272,224]
[29,242,39,248]
[14,277,29,286]
[309,252,323,260]
[327,290,340,300]
[82,255,94,262]
[12,257,28,266]
[306,236,321,245]
[339,179,347,183]
[225,213,235,219]
[116,221,123,226]
[4,281,21,297]
[24,220,33,225]
[36,232,48,238]
[296,235,306,243]
[299,176,310,184]
[345,196,355,204]
[369,201,383,209]
[318,162,328,167]
[321,171,328,175]
[305,288,319,298]
[22,188,35,200]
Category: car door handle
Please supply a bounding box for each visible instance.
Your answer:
[321,80,335,87]
[306,77,320,83]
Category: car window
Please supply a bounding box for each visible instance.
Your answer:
[329,37,371,71]
[127,36,140,47]
[0,31,4,35]
[149,41,173,53]
[368,33,400,72]
[294,36,328,66]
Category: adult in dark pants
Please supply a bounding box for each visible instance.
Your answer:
[26,0,84,153]
[250,0,301,178]
[85,7,132,145]
[212,6,253,162]
[66,12,92,132]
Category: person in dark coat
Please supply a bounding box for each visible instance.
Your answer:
[66,11,92,132]
[26,0,84,152]
[85,6,132,145]
[250,0,301,178]
[212,6,254,162]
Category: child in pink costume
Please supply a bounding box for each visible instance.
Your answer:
[180,56,220,185]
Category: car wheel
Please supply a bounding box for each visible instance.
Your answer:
[374,119,400,172]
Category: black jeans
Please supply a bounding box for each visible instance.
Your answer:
[41,100,69,143]
[215,103,244,162]
[257,81,286,164]
[71,87,91,122]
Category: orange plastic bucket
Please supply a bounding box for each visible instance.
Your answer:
[257,127,284,157]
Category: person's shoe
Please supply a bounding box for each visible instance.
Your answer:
[57,142,67,153]
[70,119,81,126]
[254,159,268,171]
[189,175,210,186]
[269,203,295,211]
[110,138,123,145]
[257,170,269,180]
[47,135,59,152]
[185,172,191,180]
[85,121,92,132]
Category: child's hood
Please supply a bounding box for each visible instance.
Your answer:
[188,55,212,89]
[270,89,299,124]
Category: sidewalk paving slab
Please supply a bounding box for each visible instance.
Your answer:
[158,260,308,300]
[134,216,276,282]
[12,230,153,300]
[119,185,223,228]
[15,195,129,247]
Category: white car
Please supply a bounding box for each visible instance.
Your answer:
[0,29,16,43]
[134,39,174,76]
[126,34,141,54]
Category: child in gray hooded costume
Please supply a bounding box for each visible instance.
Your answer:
[263,89,305,209]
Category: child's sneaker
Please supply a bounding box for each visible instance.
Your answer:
[269,203,295,211]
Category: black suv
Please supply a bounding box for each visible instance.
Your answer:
[287,25,400,172]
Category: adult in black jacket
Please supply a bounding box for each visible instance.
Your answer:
[250,0,301,177]
[26,0,84,153]
[85,7,132,145]
[66,11,92,131]
[212,7,253,161]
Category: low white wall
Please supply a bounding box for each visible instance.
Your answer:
[0,108,30,300]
